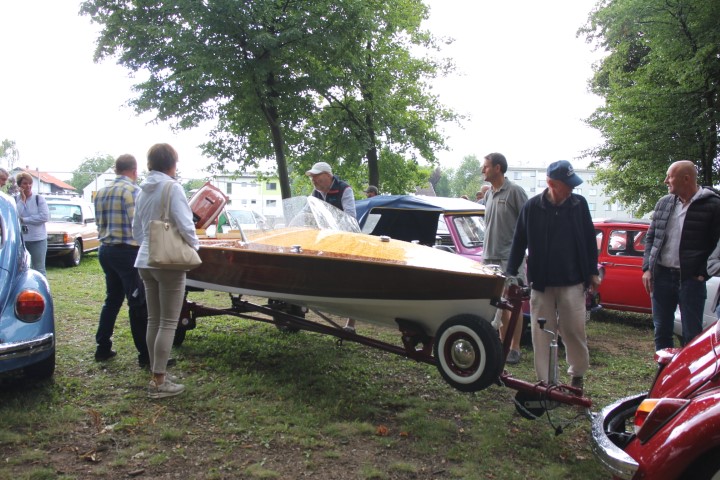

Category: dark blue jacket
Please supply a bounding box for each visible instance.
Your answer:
[312,176,350,212]
[506,190,599,292]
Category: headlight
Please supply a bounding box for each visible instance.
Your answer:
[15,290,46,322]
[47,233,64,244]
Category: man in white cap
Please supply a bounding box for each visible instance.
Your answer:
[306,162,356,219]
[506,160,600,392]
[306,161,358,333]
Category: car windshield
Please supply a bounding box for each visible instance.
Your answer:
[48,204,82,222]
[452,215,485,247]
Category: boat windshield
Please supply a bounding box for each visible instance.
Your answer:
[283,196,361,233]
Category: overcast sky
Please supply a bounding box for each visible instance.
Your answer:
[0,0,603,180]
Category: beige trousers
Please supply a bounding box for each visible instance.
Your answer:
[139,268,186,375]
[529,283,589,382]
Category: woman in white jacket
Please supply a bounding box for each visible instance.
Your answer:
[133,143,199,399]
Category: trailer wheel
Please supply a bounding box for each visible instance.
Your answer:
[434,314,503,392]
[269,300,303,333]
[173,326,187,346]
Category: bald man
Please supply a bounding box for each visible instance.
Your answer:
[642,160,720,350]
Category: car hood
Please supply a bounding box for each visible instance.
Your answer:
[650,321,720,399]
[46,221,87,234]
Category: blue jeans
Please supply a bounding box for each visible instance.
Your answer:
[652,265,707,350]
[95,244,149,362]
[25,239,47,276]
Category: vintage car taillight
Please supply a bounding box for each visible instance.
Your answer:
[15,290,46,322]
[633,398,690,443]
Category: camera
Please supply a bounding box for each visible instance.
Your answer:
[21,225,29,234]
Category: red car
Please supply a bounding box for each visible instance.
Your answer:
[592,321,720,479]
[594,219,651,314]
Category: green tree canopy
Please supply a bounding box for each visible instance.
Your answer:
[448,155,483,199]
[80,0,455,199]
[581,0,720,215]
[68,154,115,191]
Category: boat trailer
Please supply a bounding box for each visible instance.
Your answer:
[176,284,591,417]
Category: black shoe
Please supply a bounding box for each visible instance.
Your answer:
[95,350,117,362]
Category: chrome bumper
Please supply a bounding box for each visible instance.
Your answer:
[590,393,644,480]
[0,333,55,360]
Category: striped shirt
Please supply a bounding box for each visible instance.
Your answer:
[94,175,139,246]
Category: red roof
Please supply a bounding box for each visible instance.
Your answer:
[20,168,75,191]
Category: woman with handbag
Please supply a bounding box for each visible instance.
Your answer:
[133,143,199,399]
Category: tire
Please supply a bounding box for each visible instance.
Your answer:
[62,240,82,267]
[434,314,503,392]
[24,351,56,379]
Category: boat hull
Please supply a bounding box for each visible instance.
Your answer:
[187,228,504,334]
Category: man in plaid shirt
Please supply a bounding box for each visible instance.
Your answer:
[94,154,151,367]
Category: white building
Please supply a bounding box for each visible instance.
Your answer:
[81,168,116,203]
[505,166,636,219]
[210,173,283,221]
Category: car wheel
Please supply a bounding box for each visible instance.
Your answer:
[24,351,56,379]
[62,240,83,267]
[434,314,503,392]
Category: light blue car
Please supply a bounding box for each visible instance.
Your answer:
[0,191,55,380]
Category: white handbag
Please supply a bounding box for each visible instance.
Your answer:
[147,181,202,271]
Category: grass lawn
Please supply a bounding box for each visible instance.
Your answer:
[0,254,657,479]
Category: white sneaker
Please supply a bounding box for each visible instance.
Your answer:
[147,378,185,399]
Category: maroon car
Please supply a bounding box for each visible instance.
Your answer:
[592,320,720,479]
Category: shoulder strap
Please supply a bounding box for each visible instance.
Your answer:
[161,181,175,221]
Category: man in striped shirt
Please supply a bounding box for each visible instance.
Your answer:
[94,154,151,367]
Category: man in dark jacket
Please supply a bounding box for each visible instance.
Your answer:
[506,160,600,391]
[642,160,720,350]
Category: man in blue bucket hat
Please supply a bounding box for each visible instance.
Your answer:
[506,160,600,393]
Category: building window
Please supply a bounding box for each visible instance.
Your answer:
[588,203,596,211]
[251,199,257,205]
[514,172,522,180]
[267,182,277,190]
[241,199,248,205]
[604,203,612,211]
[589,188,597,196]
[240,182,248,188]
[226,183,233,194]
[537,180,545,188]
[266,199,277,207]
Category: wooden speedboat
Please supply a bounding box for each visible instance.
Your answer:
[187,226,504,335]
